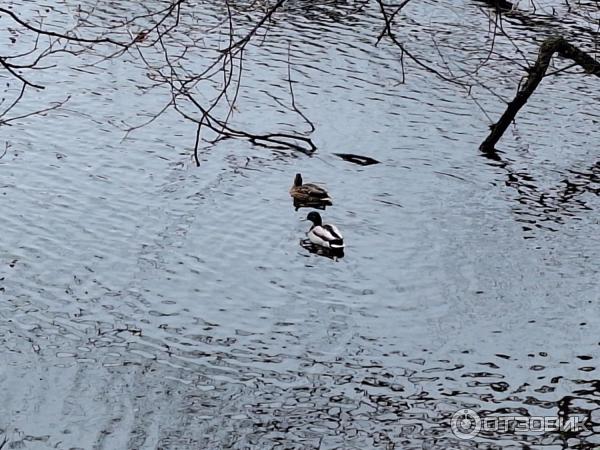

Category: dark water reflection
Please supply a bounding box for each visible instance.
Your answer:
[299,239,344,260]
[0,0,598,448]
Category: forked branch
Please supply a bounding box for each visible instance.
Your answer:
[480,36,600,152]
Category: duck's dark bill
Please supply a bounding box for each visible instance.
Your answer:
[300,240,344,260]
[293,199,329,210]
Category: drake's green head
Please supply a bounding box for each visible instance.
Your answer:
[294,173,303,187]
[306,211,322,226]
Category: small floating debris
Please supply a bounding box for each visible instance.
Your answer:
[334,153,380,166]
[374,199,403,208]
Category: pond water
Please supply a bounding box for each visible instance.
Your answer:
[0,0,598,448]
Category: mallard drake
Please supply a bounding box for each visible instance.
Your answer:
[306,211,344,249]
[289,173,332,206]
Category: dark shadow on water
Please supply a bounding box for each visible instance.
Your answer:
[334,152,380,166]
[481,148,599,237]
[293,199,331,211]
[300,239,344,260]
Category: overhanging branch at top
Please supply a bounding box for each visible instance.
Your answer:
[480,36,600,152]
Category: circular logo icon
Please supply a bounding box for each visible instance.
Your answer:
[451,408,481,439]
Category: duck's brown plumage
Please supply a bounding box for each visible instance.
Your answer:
[289,173,332,205]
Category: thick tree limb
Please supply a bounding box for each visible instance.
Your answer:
[480,36,600,152]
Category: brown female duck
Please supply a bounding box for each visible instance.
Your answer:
[289,173,332,207]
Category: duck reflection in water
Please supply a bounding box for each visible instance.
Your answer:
[300,239,345,260]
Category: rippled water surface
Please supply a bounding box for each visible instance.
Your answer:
[1,0,599,448]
